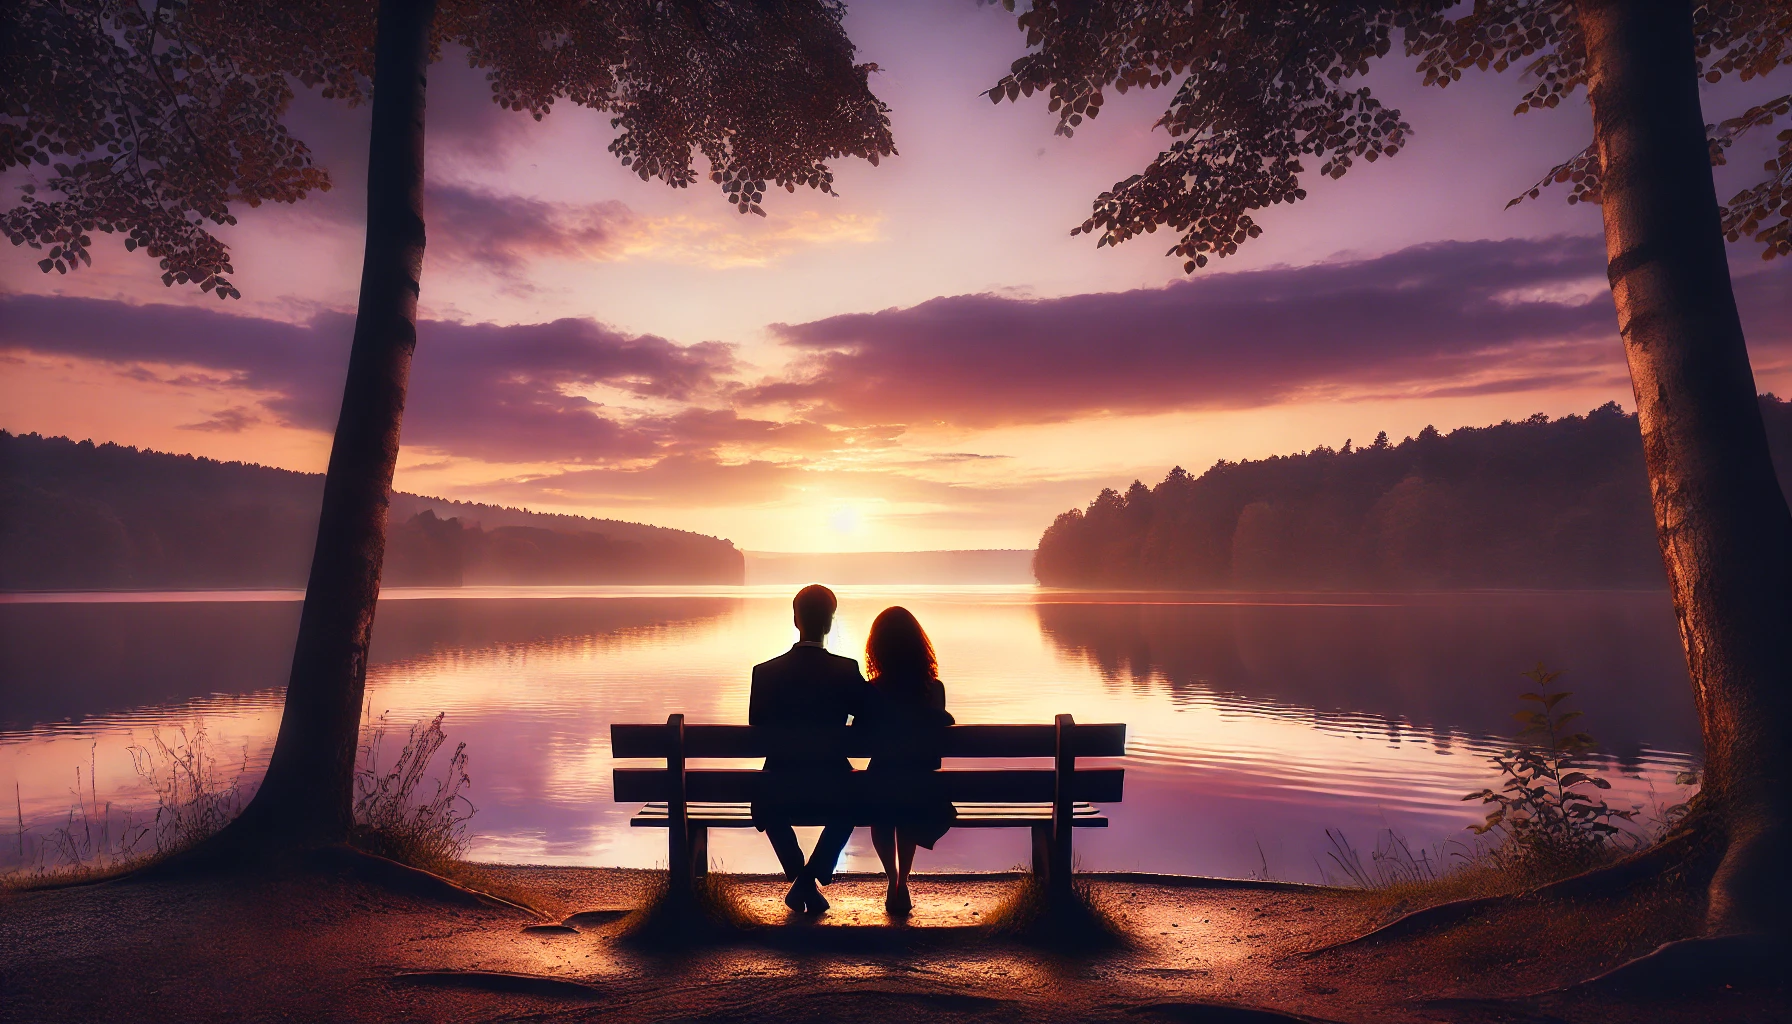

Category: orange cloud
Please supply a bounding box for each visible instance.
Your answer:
[425,184,881,274]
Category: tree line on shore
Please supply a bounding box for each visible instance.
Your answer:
[1035,397,1792,590]
[0,432,744,590]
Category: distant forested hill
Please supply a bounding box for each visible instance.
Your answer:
[1034,397,1792,590]
[0,432,744,590]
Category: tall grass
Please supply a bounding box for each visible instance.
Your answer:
[614,871,758,947]
[3,727,254,889]
[130,727,255,856]
[4,711,478,890]
[1317,827,1525,907]
[349,711,475,873]
[984,870,1131,950]
[1321,827,1453,889]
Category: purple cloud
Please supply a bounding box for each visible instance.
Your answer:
[0,295,733,462]
[424,185,638,272]
[179,406,263,433]
[8,235,1787,471]
[751,236,1792,427]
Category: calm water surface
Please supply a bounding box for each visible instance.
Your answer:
[0,586,1700,882]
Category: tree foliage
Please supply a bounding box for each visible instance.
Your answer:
[987,0,1792,266]
[0,1,344,296]
[1,0,895,296]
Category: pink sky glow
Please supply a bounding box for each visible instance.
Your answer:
[4,0,1790,552]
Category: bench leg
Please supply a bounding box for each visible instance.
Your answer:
[1050,714,1076,892]
[667,714,692,884]
[691,824,709,879]
[1032,824,1052,879]
[1049,825,1073,892]
[669,822,690,883]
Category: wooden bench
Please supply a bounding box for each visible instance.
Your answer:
[611,713,1126,886]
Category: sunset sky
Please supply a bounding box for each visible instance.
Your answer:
[4,0,1789,552]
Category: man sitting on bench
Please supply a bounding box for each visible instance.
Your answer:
[749,584,869,914]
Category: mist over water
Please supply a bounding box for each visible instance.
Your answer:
[1,587,1698,881]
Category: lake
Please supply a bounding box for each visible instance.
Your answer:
[0,586,1700,882]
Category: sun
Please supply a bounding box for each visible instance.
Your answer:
[827,505,863,536]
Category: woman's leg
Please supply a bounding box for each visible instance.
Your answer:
[871,825,898,887]
[879,828,917,913]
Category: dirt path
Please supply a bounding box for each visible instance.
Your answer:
[0,866,1780,1023]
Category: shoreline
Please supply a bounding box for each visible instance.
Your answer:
[3,862,1765,1023]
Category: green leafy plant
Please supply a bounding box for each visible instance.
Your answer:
[1464,664,1636,876]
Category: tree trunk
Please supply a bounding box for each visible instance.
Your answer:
[226,0,437,846]
[1578,0,1792,936]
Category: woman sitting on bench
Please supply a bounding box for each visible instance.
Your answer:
[857,606,956,914]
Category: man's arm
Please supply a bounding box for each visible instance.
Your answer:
[748,664,769,726]
[841,658,870,721]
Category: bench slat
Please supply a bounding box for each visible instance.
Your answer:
[628,801,1108,828]
[633,818,1108,828]
[629,801,1107,818]
[613,767,1124,804]
[611,722,1126,759]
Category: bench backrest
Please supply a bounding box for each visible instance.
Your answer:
[612,722,1126,759]
[611,720,1127,805]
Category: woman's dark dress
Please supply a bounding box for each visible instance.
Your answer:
[856,673,956,849]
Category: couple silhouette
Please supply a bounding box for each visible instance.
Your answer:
[750,584,955,915]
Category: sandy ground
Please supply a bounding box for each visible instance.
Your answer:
[1,865,1783,1023]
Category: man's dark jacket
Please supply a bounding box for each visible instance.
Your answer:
[748,643,867,774]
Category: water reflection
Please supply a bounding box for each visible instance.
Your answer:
[1034,591,1698,757]
[0,595,737,730]
[0,587,1700,881]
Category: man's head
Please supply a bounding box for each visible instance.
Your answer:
[793,584,837,641]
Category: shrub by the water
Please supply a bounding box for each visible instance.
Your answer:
[1464,664,1642,880]
[1317,667,1693,911]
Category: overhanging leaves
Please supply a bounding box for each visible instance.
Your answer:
[2,0,895,295]
[988,0,1792,269]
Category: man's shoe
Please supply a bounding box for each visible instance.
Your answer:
[786,877,827,914]
[784,879,809,912]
